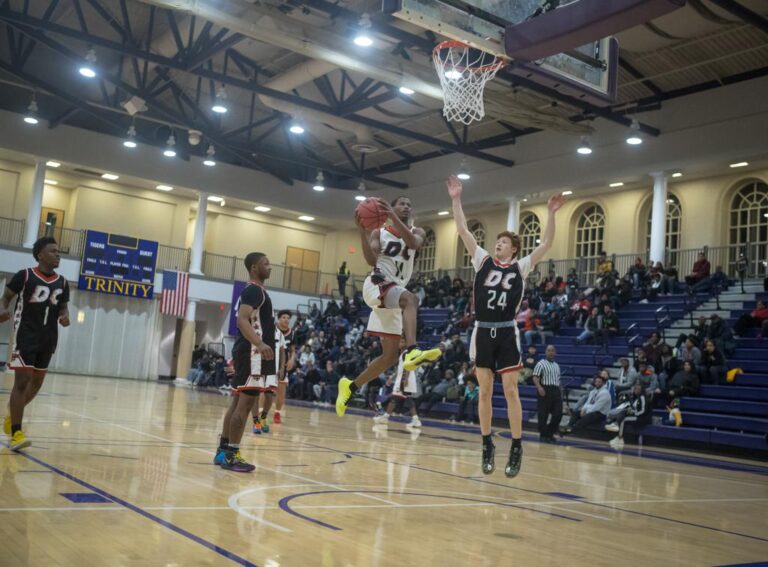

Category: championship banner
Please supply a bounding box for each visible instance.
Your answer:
[228,280,248,336]
[78,230,159,299]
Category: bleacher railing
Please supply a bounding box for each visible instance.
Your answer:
[157,245,191,272]
[0,216,24,247]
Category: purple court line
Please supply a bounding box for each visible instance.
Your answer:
[278,489,580,531]
[1,443,259,567]
[330,461,347,465]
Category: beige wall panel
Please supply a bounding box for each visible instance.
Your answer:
[0,167,21,218]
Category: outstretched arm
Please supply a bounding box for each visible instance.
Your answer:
[529,194,566,266]
[446,175,478,258]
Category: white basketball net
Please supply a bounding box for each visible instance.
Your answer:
[433,41,504,125]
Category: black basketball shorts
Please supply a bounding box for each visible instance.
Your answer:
[10,333,57,372]
[469,325,523,374]
[232,342,277,395]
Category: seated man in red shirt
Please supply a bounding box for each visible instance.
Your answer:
[685,252,711,287]
[734,300,768,337]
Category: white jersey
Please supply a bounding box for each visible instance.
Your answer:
[273,327,287,376]
[376,225,416,287]
[393,354,418,397]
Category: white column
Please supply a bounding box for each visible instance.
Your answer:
[189,192,208,275]
[185,299,197,323]
[23,160,46,248]
[506,197,520,233]
[649,172,667,265]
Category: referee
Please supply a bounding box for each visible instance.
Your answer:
[533,345,562,444]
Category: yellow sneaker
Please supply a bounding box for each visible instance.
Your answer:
[2,415,10,437]
[403,347,443,371]
[335,377,353,417]
[10,430,31,452]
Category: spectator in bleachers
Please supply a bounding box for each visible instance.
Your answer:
[540,311,561,342]
[684,252,711,289]
[563,374,611,434]
[595,251,614,286]
[677,336,702,367]
[456,361,471,385]
[636,363,662,400]
[519,344,539,383]
[576,306,601,344]
[734,300,768,338]
[523,308,543,347]
[664,360,700,406]
[568,293,592,326]
[454,376,479,424]
[516,300,532,326]
[566,268,579,299]
[419,369,458,417]
[649,262,673,295]
[302,361,323,401]
[615,357,640,394]
[444,334,469,370]
[707,314,736,356]
[691,265,729,294]
[337,261,350,298]
[605,383,651,449]
[628,257,647,289]
[656,343,679,389]
[594,304,620,346]
[299,344,316,367]
[699,339,726,385]
[642,332,664,369]
[321,360,341,404]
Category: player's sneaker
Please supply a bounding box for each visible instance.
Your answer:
[409,416,422,428]
[604,422,620,433]
[402,347,442,371]
[213,448,227,466]
[3,415,10,437]
[260,418,270,434]
[373,413,390,425]
[609,437,624,449]
[336,377,353,417]
[252,420,262,434]
[482,441,495,475]
[504,445,523,478]
[220,450,255,473]
[10,430,30,452]
[273,411,282,424]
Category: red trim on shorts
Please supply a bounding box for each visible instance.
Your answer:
[378,282,396,307]
[498,363,524,375]
[366,330,401,340]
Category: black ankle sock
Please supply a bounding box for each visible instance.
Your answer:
[405,345,417,353]
[349,383,359,393]
[219,437,229,450]
[261,412,268,420]
[482,434,493,445]
[512,437,522,449]
[11,424,21,436]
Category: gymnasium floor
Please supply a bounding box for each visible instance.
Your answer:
[1,374,766,567]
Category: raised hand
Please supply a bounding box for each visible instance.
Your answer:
[548,193,567,213]
[446,175,463,200]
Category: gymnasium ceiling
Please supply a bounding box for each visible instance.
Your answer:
[0,0,766,198]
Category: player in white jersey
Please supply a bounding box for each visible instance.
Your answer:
[336,196,442,417]
[251,320,287,434]
[373,338,422,427]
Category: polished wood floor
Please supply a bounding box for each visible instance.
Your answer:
[1,373,767,566]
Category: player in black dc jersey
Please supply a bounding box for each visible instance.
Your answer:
[0,237,70,451]
[448,176,565,478]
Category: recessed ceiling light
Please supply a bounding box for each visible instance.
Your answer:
[562,190,573,196]
[399,86,415,95]
[255,206,271,212]
[101,173,119,180]
[156,185,173,191]
[609,182,624,188]
[46,161,61,168]
[445,69,462,80]
[207,196,224,202]
[44,179,58,185]
[289,123,305,134]
[355,195,366,202]
[522,198,528,202]
[729,161,748,168]
[437,211,449,216]
[298,215,315,221]
[672,172,682,178]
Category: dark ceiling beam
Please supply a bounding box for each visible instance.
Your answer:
[184,32,244,71]
[619,56,664,96]
[706,0,768,34]
[0,8,513,167]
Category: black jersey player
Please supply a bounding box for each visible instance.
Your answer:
[447,176,565,477]
[1,237,70,451]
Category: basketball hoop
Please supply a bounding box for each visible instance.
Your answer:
[433,40,505,125]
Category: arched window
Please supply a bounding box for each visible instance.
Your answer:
[415,228,436,274]
[729,181,768,276]
[459,220,485,268]
[575,205,606,282]
[519,212,541,258]
[646,193,682,266]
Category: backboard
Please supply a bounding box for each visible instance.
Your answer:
[383,0,683,105]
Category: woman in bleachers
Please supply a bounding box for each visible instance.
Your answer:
[576,306,600,344]
[677,336,702,367]
[699,339,726,385]
[664,360,700,406]
[734,300,768,338]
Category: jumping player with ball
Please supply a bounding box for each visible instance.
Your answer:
[448,175,565,478]
[335,196,442,417]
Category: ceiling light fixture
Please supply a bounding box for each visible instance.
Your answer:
[207,196,224,202]
[313,171,325,192]
[672,172,682,178]
[101,173,119,180]
[625,119,643,145]
[255,205,271,212]
[609,182,624,188]
[289,122,305,134]
[46,161,61,168]
[163,134,177,158]
[78,48,97,78]
[156,185,173,191]
[729,161,748,168]
[355,195,366,202]
[123,125,137,148]
[203,145,216,167]
[457,160,470,181]
[211,85,228,114]
[522,198,528,202]
[298,215,315,221]
[562,190,573,196]
[576,137,592,155]
[437,211,449,216]
[24,96,39,125]
[353,13,373,47]
[44,179,58,185]
[444,69,462,80]
[399,86,415,95]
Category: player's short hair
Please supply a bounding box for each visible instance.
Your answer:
[390,195,411,207]
[495,231,521,258]
[277,309,292,319]
[244,252,266,272]
[32,236,57,261]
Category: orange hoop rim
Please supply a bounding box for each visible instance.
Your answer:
[432,40,506,73]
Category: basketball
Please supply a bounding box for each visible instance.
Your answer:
[355,198,388,230]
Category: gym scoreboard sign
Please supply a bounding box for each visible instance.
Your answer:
[78,230,159,299]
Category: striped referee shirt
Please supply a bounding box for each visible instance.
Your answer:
[533,359,561,386]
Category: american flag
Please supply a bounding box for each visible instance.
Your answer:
[160,270,189,318]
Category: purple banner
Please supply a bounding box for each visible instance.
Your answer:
[228,280,248,336]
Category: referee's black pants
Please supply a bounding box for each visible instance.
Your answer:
[537,385,563,439]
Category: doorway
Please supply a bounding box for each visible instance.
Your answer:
[284,246,320,294]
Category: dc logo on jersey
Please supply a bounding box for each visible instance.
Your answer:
[29,286,63,305]
[483,271,516,289]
